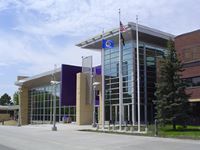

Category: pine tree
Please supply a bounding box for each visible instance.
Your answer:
[154,40,190,129]
[13,92,19,105]
[0,93,12,105]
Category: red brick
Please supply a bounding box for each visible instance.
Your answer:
[175,30,200,99]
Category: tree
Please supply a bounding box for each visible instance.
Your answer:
[0,93,12,105]
[154,40,190,129]
[13,92,19,105]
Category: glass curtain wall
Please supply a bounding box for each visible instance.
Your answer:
[135,46,164,124]
[104,41,134,123]
[104,39,165,124]
[28,84,76,124]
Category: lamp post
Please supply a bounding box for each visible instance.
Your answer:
[92,82,100,127]
[51,80,60,131]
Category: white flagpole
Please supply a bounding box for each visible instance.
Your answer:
[118,9,123,131]
[136,15,141,132]
[101,29,105,129]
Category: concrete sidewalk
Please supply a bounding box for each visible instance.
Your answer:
[0,124,199,150]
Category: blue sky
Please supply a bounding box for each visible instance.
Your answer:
[0,0,200,98]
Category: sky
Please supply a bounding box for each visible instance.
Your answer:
[0,0,200,98]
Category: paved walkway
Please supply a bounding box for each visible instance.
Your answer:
[0,124,199,150]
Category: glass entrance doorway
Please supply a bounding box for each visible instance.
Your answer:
[111,105,119,123]
[110,104,132,124]
[124,104,132,123]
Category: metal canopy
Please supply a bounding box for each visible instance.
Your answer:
[15,68,61,88]
[76,22,175,50]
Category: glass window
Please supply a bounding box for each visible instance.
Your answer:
[185,76,200,87]
[29,83,62,124]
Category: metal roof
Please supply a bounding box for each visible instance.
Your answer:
[128,22,175,40]
[76,22,175,49]
[15,68,61,87]
[76,24,130,49]
[175,29,200,38]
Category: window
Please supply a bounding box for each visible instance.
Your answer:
[184,76,200,87]
[184,46,200,63]
[28,84,76,124]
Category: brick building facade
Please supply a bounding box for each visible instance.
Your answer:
[175,30,200,125]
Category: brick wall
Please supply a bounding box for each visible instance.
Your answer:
[175,30,200,100]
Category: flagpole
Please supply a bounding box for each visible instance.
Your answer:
[136,15,141,132]
[101,29,105,130]
[118,9,123,131]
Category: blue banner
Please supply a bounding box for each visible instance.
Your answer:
[102,39,114,49]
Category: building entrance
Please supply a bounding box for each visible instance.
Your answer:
[124,103,132,123]
[110,104,133,124]
[111,105,119,123]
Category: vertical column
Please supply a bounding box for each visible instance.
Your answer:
[144,45,147,125]
[136,15,141,132]
[99,91,102,124]
[19,87,29,125]
[50,87,53,124]
[118,9,123,131]
[132,44,136,125]
[30,92,33,124]
[43,90,45,123]
[92,76,96,127]
[101,34,105,129]
[76,73,93,125]
[59,84,61,122]
[52,82,57,131]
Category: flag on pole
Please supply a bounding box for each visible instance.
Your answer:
[120,21,126,46]
[136,15,141,132]
[120,33,125,46]
[120,21,126,32]
[118,8,123,131]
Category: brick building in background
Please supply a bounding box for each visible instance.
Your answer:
[175,30,200,125]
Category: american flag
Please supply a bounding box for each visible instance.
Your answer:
[120,33,125,46]
[120,21,126,32]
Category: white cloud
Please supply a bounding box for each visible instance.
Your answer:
[0,30,100,75]
[0,0,200,96]
[0,0,13,10]
[0,27,100,96]
[0,83,15,88]
[0,83,16,96]
[0,0,199,38]
[0,62,9,66]
[1,0,197,38]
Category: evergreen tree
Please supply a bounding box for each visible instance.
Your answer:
[154,40,190,129]
[0,93,12,105]
[13,92,19,105]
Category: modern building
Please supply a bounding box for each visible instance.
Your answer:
[15,22,199,127]
[15,64,81,125]
[175,30,200,125]
[15,64,102,125]
[77,22,174,125]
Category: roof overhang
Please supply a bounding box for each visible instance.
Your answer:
[76,22,175,50]
[15,68,61,88]
[0,105,19,110]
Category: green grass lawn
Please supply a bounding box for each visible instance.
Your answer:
[148,124,200,140]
